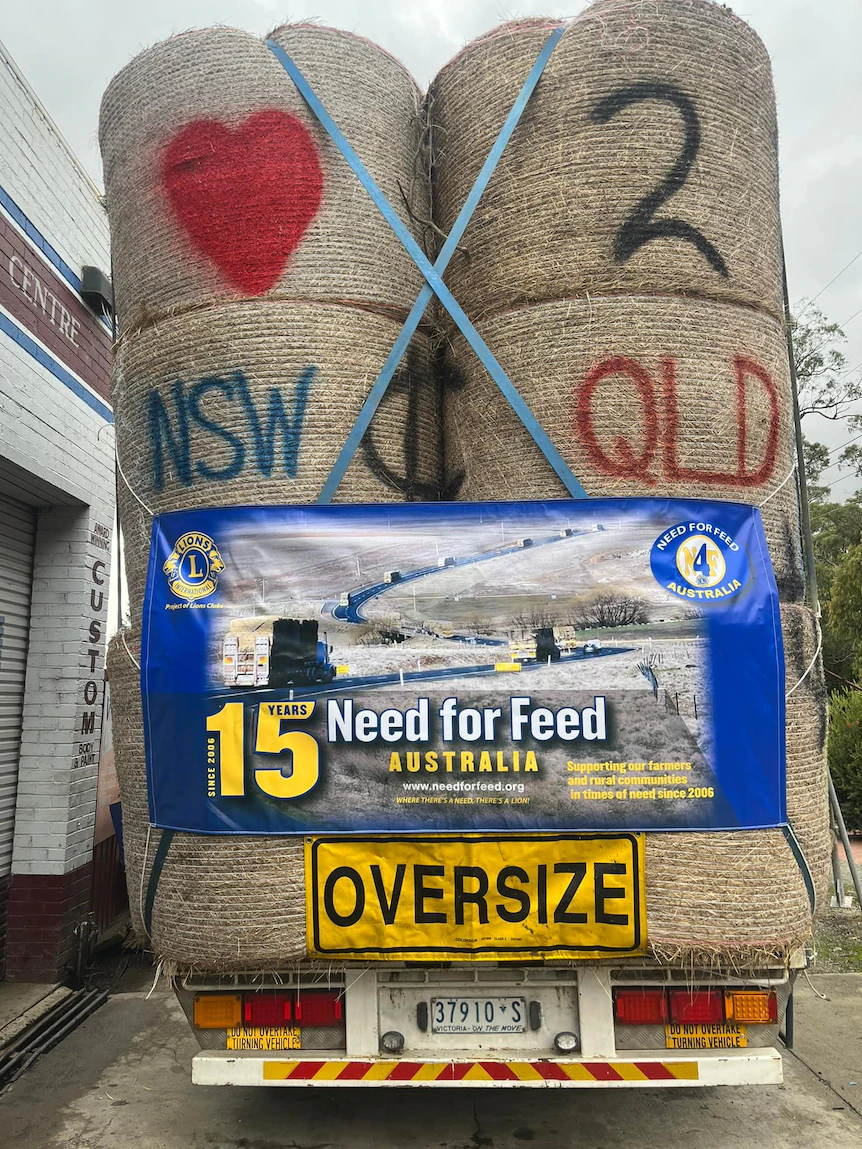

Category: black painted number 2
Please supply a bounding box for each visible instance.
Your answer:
[591,81,729,278]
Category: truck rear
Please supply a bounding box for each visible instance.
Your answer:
[184,961,792,1088]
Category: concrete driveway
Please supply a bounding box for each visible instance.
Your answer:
[1,973,860,1149]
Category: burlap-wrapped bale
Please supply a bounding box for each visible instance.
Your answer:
[100,24,429,334]
[108,630,306,965]
[430,0,782,321]
[443,295,803,597]
[114,301,439,616]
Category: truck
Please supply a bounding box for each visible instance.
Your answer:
[383,569,402,583]
[437,555,456,568]
[222,617,336,687]
[186,926,795,1091]
[509,625,582,663]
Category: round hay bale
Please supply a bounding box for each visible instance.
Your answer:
[645,829,812,966]
[430,0,781,321]
[100,24,429,334]
[108,629,307,966]
[443,295,802,597]
[113,301,439,616]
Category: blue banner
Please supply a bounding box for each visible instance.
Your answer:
[141,499,785,833]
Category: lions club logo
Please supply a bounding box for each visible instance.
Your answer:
[163,532,225,601]
[650,520,749,604]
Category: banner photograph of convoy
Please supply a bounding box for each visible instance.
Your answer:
[141,497,784,835]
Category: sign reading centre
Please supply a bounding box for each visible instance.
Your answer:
[141,498,786,834]
[306,834,647,960]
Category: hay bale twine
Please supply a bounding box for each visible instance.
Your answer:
[108,629,307,967]
[430,0,781,321]
[114,301,439,616]
[100,24,429,335]
[443,295,803,597]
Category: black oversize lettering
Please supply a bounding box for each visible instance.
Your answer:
[537,864,548,925]
[414,864,447,924]
[595,862,629,926]
[553,863,588,924]
[370,864,406,925]
[495,866,531,923]
[323,867,365,927]
[454,866,489,925]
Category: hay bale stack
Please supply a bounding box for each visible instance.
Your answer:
[432,0,828,965]
[430,2,781,321]
[101,26,439,968]
[100,24,429,333]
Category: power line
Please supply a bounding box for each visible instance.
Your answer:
[827,429,862,458]
[797,247,862,319]
[840,302,862,330]
[821,466,859,486]
[822,454,861,477]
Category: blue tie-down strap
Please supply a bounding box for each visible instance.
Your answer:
[266,30,588,503]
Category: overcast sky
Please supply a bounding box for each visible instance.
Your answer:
[3,0,860,498]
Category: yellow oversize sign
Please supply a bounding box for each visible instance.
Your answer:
[306,834,646,960]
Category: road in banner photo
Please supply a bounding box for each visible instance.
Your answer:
[141,498,784,835]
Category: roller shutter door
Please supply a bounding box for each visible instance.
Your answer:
[0,495,35,877]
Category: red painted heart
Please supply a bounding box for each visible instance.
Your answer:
[162,110,323,295]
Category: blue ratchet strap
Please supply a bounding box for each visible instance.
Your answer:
[782,824,816,913]
[266,30,587,503]
[144,827,174,936]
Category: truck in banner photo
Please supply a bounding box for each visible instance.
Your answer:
[140,498,785,835]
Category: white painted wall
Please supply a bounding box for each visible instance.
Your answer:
[0,38,115,878]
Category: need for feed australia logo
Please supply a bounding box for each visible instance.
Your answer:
[163,532,225,601]
[650,520,749,604]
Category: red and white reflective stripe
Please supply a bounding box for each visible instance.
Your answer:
[261,1059,700,1084]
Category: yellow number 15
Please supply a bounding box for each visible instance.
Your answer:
[206,703,319,799]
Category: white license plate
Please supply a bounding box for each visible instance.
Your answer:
[430,996,527,1034]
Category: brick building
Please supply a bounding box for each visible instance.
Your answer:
[0,39,117,980]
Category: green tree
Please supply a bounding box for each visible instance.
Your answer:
[792,307,862,494]
[792,306,862,425]
[828,690,862,831]
[826,542,862,688]
[809,497,862,600]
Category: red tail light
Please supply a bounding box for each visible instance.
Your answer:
[242,993,293,1028]
[668,989,725,1024]
[295,991,343,1027]
[614,988,667,1025]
